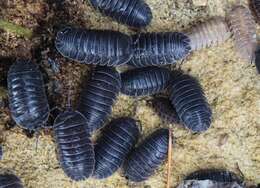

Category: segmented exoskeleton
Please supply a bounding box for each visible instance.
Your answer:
[7,60,50,131]
[0,174,24,188]
[89,0,152,28]
[94,117,140,179]
[55,27,133,66]
[121,67,172,97]
[185,169,243,184]
[123,128,169,182]
[169,71,212,132]
[227,5,257,63]
[187,17,231,51]
[77,66,121,133]
[53,109,95,181]
[128,32,191,67]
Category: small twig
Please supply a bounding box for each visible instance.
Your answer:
[0,19,33,38]
[166,127,173,188]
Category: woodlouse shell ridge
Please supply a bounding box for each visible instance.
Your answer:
[169,71,212,132]
[121,67,172,97]
[55,27,133,66]
[89,0,152,28]
[7,60,50,131]
[123,128,169,182]
[93,117,140,179]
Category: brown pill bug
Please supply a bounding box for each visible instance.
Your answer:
[227,5,257,63]
[147,96,180,125]
[250,0,260,23]
[187,17,231,51]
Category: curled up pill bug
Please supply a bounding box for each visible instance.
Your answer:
[89,0,152,28]
[93,117,140,179]
[169,71,212,133]
[147,96,180,125]
[123,128,169,182]
[187,17,231,51]
[77,66,121,133]
[120,67,172,97]
[0,174,24,188]
[227,5,257,63]
[128,32,191,68]
[7,60,50,131]
[53,108,95,181]
[55,27,133,66]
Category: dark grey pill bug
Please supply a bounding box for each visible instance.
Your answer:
[169,71,212,133]
[121,67,172,97]
[0,174,24,188]
[94,117,140,179]
[254,46,260,73]
[53,109,95,181]
[77,66,121,133]
[128,32,191,68]
[55,27,133,66]
[0,145,2,160]
[123,128,169,182]
[7,60,50,131]
[147,96,180,125]
[89,0,152,28]
[185,169,243,185]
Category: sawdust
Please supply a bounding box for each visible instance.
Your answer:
[0,0,259,188]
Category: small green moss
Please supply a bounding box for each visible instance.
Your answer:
[0,20,33,38]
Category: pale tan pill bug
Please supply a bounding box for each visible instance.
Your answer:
[227,5,257,63]
[187,17,231,51]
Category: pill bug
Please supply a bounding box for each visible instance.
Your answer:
[128,32,191,68]
[7,60,50,131]
[250,0,260,23]
[0,174,23,188]
[227,5,257,63]
[121,67,172,97]
[89,0,152,28]
[185,169,243,185]
[77,66,121,133]
[94,117,140,179]
[147,96,180,125]
[169,71,212,132]
[123,128,169,182]
[53,109,95,181]
[55,27,132,66]
[0,145,2,160]
[187,17,231,51]
[254,46,260,73]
